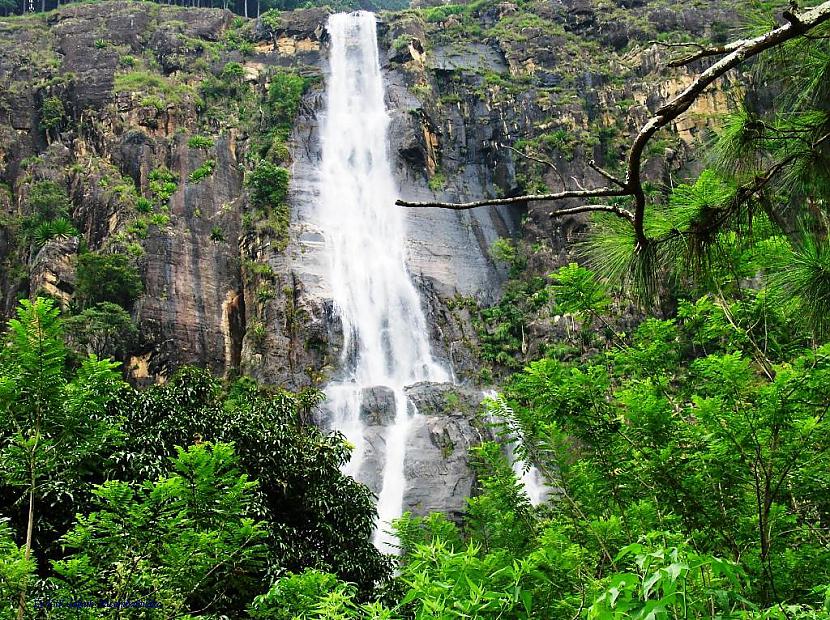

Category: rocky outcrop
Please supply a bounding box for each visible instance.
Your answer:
[403,382,489,519]
[29,236,79,306]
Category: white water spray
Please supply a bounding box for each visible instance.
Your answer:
[483,390,548,506]
[317,11,450,553]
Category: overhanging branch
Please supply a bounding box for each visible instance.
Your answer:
[396,186,628,209]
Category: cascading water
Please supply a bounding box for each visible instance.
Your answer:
[317,11,450,553]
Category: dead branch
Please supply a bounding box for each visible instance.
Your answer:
[588,159,626,188]
[397,185,629,209]
[500,142,567,187]
[649,39,745,68]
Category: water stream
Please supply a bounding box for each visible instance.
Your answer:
[317,11,450,553]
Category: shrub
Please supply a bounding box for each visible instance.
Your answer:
[74,253,143,310]
[187,134,214,149]
[40,96,65,132]
[63,302,138,360]
[423,3,465,23]
[148,167,178,204]
[31,217,78,250]
[221,61,245,81]
[189,159,216,183]
[247,161,289,209]
[24,180,71,221]
[267,70,306,125]
[136,197,154,213]
[210,225,226,243]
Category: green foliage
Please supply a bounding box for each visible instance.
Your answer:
[30,216,78,249]
[250,569,362,619]
[768,232,830,338]
[423,3,465,23]
[110,368,390,593]
[495,267,830,607]
[260,9,281,39]
[221,60,245,81]
[135,196,153,213]
[428,172,446,192]
[589,542,747,619]
[247,160,289,209]
[0,299,390,618]
[188,158,216,182]
[74,252,143,310]
[0,298,124,611]
[39,95,65,133]
[246,161,291,251]
[114,70,192,105]
[63,302,138,360]
[255,69,307,162]
[148,166,178,204]
[24,179,71,222]
[0,521,36,611]
[210,224,226,243]
[549,263,610,319]
[187,134,214,149]
[52,442,268,618]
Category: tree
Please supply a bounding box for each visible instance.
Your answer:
[108,368,391,595]
[74,252,143,310]
[0,298,124,619]
[50,442,268,619]
[493,264,830,606]
[0,522,36,620]
[63,302,138,360]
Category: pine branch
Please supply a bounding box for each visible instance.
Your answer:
[648,39,746,67]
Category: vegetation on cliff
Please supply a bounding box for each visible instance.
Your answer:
[0,0,829,618]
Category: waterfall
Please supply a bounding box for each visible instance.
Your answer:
[317,11,450,553]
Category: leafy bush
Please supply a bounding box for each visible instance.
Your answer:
[30,217,78,250]
[52,442,268,618]
[111,368,391,593]
[39,95,65,132]
[24,180,71,221]
[188,159,216,183]
[423,3,465,23]
[187,134,214,149]
[148,166,178,204]
[247,160,289,209]
[221,61,245,81]
[74,252,143,310]
[63,302,138,360]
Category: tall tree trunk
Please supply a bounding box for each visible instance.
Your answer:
[16,458,35,620]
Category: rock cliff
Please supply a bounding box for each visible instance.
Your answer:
[0,0,740,516]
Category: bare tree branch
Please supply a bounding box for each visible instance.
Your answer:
[500,142,566,187]
[627,0,830,248]
[397,186,628,209]
[588,159,626,188]
[548,204,635,222]
[649,39,745,68]
[397,1,830,252]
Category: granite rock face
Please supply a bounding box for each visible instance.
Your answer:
[403,382,490,519]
